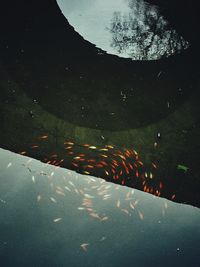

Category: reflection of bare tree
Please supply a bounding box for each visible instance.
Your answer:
[109,0,189,60]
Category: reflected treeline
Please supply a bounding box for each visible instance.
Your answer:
[108,0,189,60]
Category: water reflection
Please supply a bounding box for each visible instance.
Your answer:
[0,148,200,266]
[109,0,189,60]
[57,0,189,60]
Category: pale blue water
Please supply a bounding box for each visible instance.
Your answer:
[0,148,200,267]
[57,0,189,60]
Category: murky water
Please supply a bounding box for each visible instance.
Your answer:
[0,148,200,267]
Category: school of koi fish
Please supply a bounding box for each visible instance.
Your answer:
[5,134,172,252]
[19,134,168,199]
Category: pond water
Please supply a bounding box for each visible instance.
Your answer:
[0,148,199,266]
[57,0,189,60]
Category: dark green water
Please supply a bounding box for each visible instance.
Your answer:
[0,148,199,267]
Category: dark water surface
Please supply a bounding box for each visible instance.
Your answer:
[0,149,199,267]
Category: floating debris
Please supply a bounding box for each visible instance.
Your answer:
[53,218,62,223]
[177,164,189,173]
[80,243,89,252]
